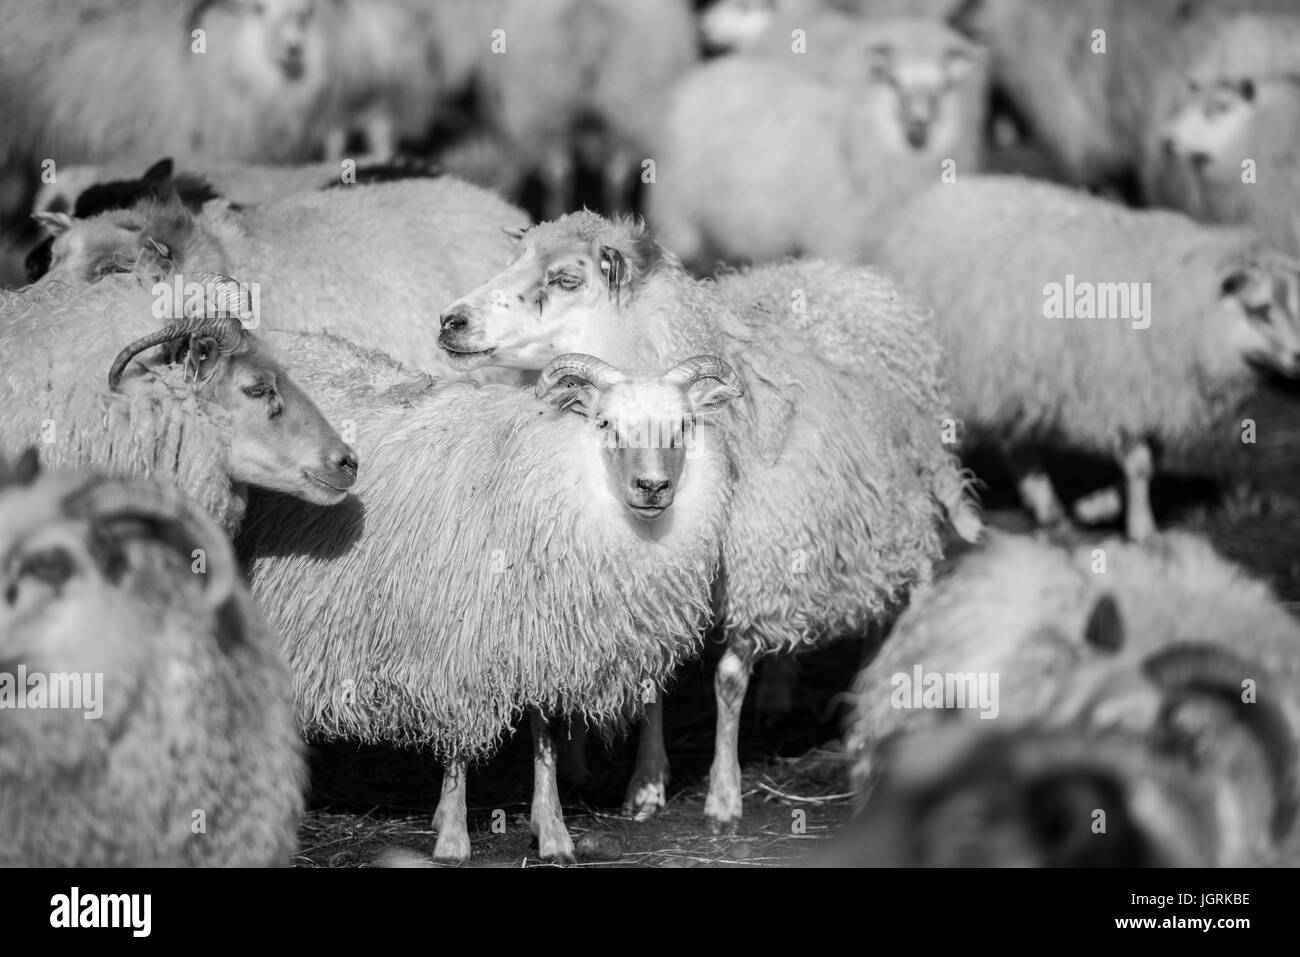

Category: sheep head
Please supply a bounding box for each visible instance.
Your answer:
[108,313,358,506]
[438,213,667,371]
[192,0,323,86]
[536,353,743,522]
[1216,252,1300,379]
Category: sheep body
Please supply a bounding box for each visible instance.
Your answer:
[0,460,304,866]
[238,330,734,757]
[648,17,987,266]
[480,0,698,215]
[845,531,1300,788]
[0,0,329,221]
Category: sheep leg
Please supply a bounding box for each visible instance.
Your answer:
[753,654,798,727]
[363,111,397,163]
[602,146,636,216]
[556,717,590,786]
[529,709,576,864]
[539,148,574,221]
[1120,438,1157,541]
[705,637,754,833]
[431,758,471,862]
[1006,448,1066,526]
[622,698,670,820]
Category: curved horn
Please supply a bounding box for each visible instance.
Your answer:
[535,353,628,399]
[663,354,743,392]
[1142,642,1300,840]
[107,316,246,391]
[62,478,237,612]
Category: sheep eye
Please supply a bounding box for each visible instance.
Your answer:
[243,385,271,399]
[549,273,583,292]
[595,417,610,430]
[19,547,75,587]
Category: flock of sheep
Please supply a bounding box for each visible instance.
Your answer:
[1,0,1299,868]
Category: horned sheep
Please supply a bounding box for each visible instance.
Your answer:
[870,175,1300,540]
[33,178,530,382]
[0,450,305,866]
[236,334,743,862]
[0,277,356,535]
[647,17,988,268]
[840,531,1300,866]
[438,212,981,829]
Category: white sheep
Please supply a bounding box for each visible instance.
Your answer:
[1,276,357,534]
[237,338,743,861]
[1152,12,1300,258]
[34,178,530,382]
[0,0,329,224]
[479,0,699,217]
[0,449,305,866]
[840,531,1300,865]
[870,175,1300,540]
[437,212,981,829]
[960,0,1293,196]
[647,16,988,268]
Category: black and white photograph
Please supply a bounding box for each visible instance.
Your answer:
[0,0,1295,927]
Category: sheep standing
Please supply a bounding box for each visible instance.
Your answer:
[437,212,980,829]
[870,175,1300,540]
[479,0,698,217]
[1,277,357,534]
[1152,13,1300,258]
[237,338,742,861]
[34,178,530,382]
[0,450,305,866]
[841,531,1300,865]
[0,0,329,226]
[647,17,987,268]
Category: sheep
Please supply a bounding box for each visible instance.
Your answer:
[0,448,306,866]
[437,212,981,829]
[647,17,988,268]
[957,0,1294,198]
[870,175,1300,540]
[844,531,1300,793]
[1,276,357,535]
[698,0,964,58]
[33,178,530,382]
[1152,13,1300,258]
[313,0,443,160]
[236,341,743,861]
[0,0,330,226]
[478,0,699,218]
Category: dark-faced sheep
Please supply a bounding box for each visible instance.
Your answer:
[438,212,980,829]
[0,449,305,866]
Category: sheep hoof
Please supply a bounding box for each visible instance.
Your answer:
[622,780,667,821]
[537,832,577,865]
[705,813,741,836]
[431,830,471,864]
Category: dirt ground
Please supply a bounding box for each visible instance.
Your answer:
[295,456,1300,868]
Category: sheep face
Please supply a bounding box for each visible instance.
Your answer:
[849,23,985,154]
[536,355,743,524]
[440,227,660,370]
[1159,78,1264,174]
[201,0,323,86]
[1217,259,1300,378]
[699,0,780,53]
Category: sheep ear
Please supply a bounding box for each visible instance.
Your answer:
[502,225,527,242]
[143,158,174,185]
[1083,593,1124,653]
[32,211,74,237]
[599,246,629,302]
[0,447,42,489]
[1220,265,1267,306]
[688,376,745,415]
[183,335,223,385]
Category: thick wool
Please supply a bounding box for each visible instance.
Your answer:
[647,18,987,266]
[237,332,733,758]
[66,178,529,381]
[0,467,304,866]
[845,530,1300,787]
[481,0,697,183]
[0,278,243,531]
[510,213,978,653]
[0,0,328,205]
[871,175,1280,460]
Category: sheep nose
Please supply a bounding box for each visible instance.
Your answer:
[635,477,671,497]
[440,309,471,332]
[338,450,359,476]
